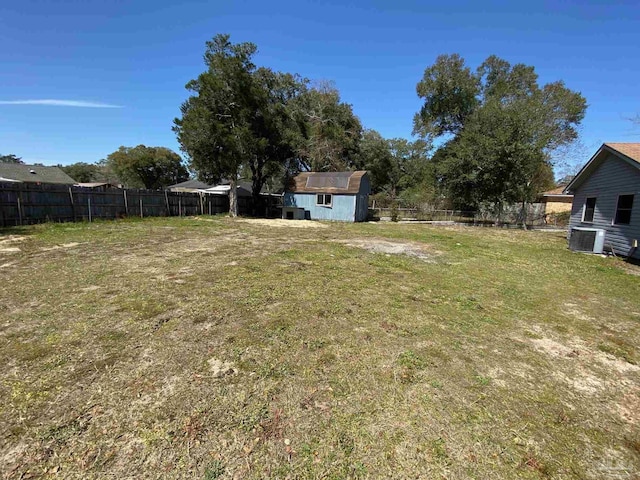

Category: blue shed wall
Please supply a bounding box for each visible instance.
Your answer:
[568,153,640,259]
[284,193,356,221]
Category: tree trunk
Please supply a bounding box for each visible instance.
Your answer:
[520,199,528,230]
[250,157,264,217]
[494,202,502,227]
[229,174,238,217]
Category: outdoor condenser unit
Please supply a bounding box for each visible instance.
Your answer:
[569,227,606,254]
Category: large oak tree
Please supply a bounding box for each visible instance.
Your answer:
[105,145,188,189]
[415,54,586,222]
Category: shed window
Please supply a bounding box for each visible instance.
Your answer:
[316,194,332,207]
[583,197,596,223]
[614,194,634,225]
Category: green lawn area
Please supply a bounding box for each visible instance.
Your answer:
[1,217,639,479]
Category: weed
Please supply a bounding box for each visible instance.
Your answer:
[203,460,225,480]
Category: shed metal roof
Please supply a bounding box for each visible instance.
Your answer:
[289,171,367,194]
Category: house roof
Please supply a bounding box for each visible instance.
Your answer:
[604,143,640,164]
[202,184,252,197]
[75,182,121,188]
[288,171,368,194]
[541,186,572,197]
[167,179,213,190]
[0,164,76,184]
[564,143,640,193]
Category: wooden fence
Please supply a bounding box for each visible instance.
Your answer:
[0,182,252,226]
[369,204,567,227]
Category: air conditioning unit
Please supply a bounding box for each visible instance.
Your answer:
[569,227,605,254]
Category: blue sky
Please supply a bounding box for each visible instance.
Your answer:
[1,0,639,174]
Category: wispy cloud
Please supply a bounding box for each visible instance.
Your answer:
[0,99,122,108]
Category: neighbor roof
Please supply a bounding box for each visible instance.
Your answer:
[167,179,213,190]
[564,143,640,193]
[0,164,76,184]
[289,171,367,194]
[541,186,572,196]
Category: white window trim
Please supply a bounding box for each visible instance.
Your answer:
[582,197,596,223]
[613,193,634,226]
[316,193,333,207]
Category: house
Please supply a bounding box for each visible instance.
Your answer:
[75,182,123,190]
[202,182,253,197]
[0,164,76,185]
[564,143,640,259]
[538,186,573,214]
[283,171,370,222]
[167,179,213,193]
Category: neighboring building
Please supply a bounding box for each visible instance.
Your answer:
[0,164,76,185]
[565,143,640,259]
[283,171,370,222]
[538,186,573,214]
[167,179,213,193]
[75,182,123,190]
[202,182,253,197]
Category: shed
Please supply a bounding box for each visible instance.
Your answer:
[564,143,640,259]
[283,171,370,222]
[0,164,76,185]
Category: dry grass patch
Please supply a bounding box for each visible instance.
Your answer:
[0,217,639,479]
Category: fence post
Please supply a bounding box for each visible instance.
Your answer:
[17,194,23,225]
[164,190,170,216]
[179,197,182,217]
[140,196,143,218]
[123,190,129,216]
[88,196,92,222]
[208,198,211,215]
[68,187,76,222]
[199,194,204,215]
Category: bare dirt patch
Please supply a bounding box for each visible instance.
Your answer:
[237,218,328,229]
[335,238,438,261]
[208,358,237,378]
[40,242,81,251]
[529,337,576,358]
[0,235,28,245]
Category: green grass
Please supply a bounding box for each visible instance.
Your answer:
[0,216,639,479]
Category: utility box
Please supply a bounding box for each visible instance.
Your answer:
[282,206,306,220]
[569,227,606,254]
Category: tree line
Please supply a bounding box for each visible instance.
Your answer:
[5,34,587,218]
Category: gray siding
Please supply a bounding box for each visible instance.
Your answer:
[569,153,640,259]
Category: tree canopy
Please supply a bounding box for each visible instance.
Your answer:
[59,162,101,183]
[292,81,363,172]
[174,35,364,215]
[175,34,277,215]
[415,54,586,211]
[105,145,188,189]
[0,154,24,164]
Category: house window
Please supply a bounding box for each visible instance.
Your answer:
[614,194,634,225]
[583,197,596,223]
[316,194,332,207]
